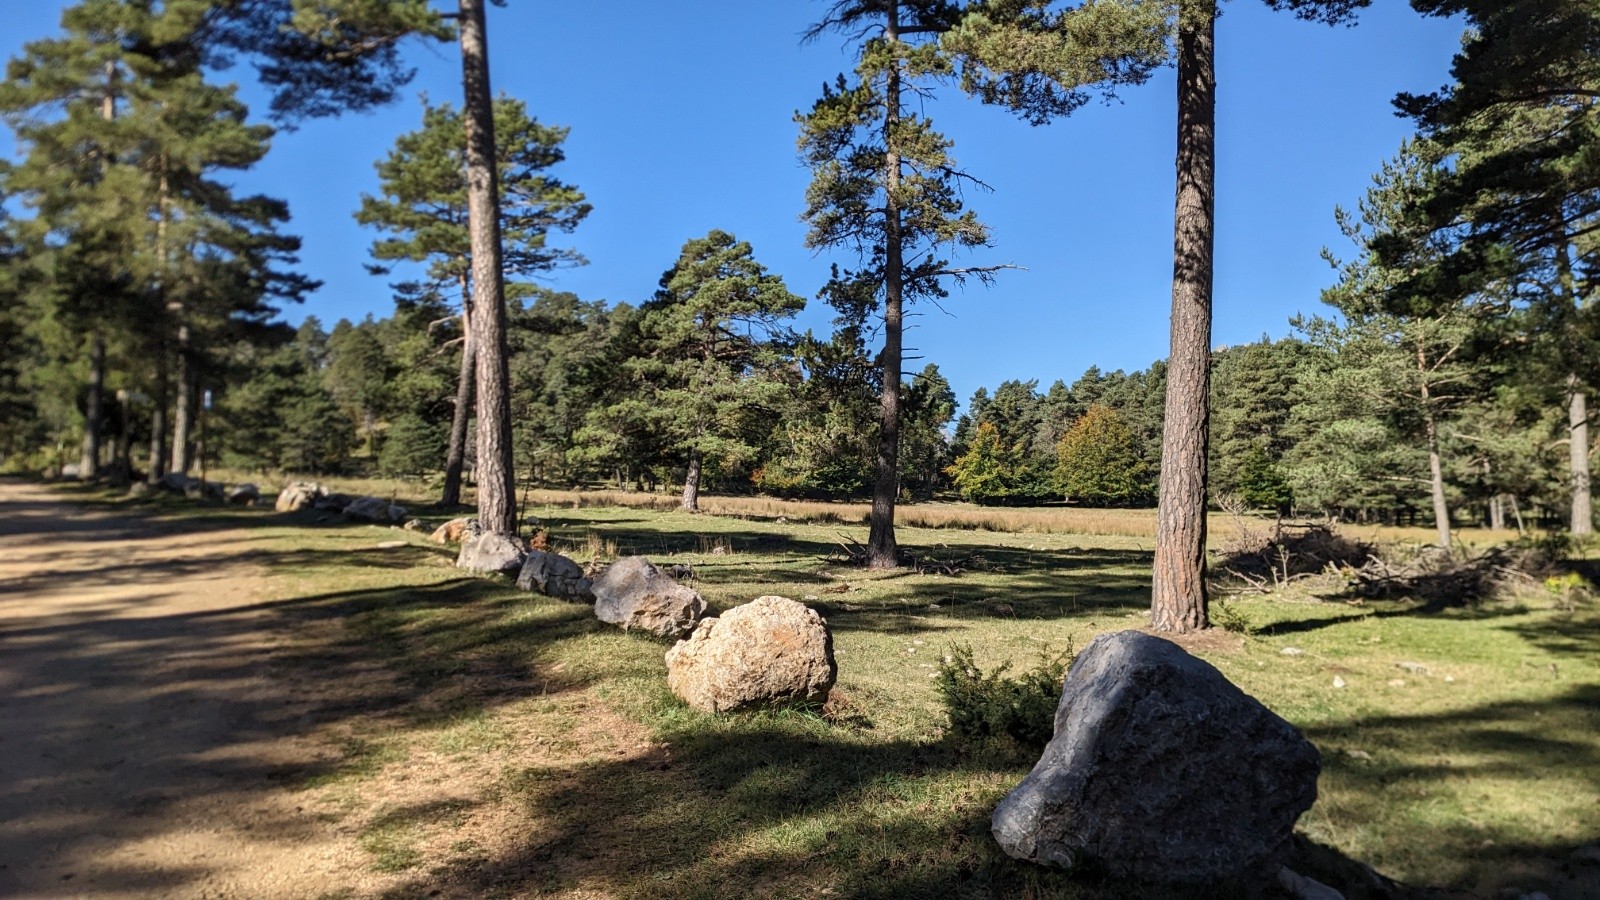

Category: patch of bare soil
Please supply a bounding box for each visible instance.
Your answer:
[0,479,651,898]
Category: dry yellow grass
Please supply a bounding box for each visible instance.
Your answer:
[221,469,1537,548]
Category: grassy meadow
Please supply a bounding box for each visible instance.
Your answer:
[100,480,1600,897]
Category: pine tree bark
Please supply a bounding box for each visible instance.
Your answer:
[79,334,106,478]
[459,0,516,536]
[682,447,702,512]
[867,0,904,570]
[1571,383,1592,535]
[1151,0,1216,633]
[1553,215,1592,536]
[440,289,474,508]
[170,329,196,474]
[147,362,168,485]
[113,388,134,483]
[1417,346,1452,548]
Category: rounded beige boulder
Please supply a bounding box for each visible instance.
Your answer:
[664,595,836,714]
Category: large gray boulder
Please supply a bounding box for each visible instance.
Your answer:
[456,527,526,575]
[515,549,594,602]
[161,471,200,495]
[665,595,835,713]
[226,483,260,505]
[992,630,1320,886]
[591,556,705,639]
[275,481,324,512]
[343,496,407,524]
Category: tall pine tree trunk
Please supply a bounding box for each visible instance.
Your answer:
[681,447,702,512]
[113,389,134,483]
[147,361,168,485]
[79,334,106,478]
[1419,347,1451,548]
[170,329,196,474]
[440,277,474,507]
[460,0,515,536]
[1571,382,1592,535]
[867,1,904,570]
[1553,215,1592,536]
[1151,0,1216,633]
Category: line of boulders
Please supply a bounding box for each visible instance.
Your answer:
[128,472,261,505]
[441,522,836,714]
[437,521,1337,894]
[272,481,408,524]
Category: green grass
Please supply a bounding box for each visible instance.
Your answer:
[64,481,1600,897]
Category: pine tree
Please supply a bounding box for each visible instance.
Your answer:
[1396,0,1600,535]
[622,231,804,511]
[357,95,588,505]
[946,0,1370,632]
[800,0,1002,567]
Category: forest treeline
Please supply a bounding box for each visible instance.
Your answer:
[0,1,1596,634]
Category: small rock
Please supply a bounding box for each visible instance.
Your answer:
[1342,749,1372,761]
[402,518,427,533]
[225,483,260,505]
[515,549,594,602]
[1332,676,1347,689]
[803,594,820,603]
[1280,647,1305,657]
[592,557,705,639]
[430,517,473,545]
[1397,661,1430,675]
[1278,867,1346,900]
[456,528,526,575]
[1387,679,1406,687]
[1444,675,1456,683]
[275,481,324,512]
[344,496,407,524]
[664,595,836,713]
[127,482,151,498]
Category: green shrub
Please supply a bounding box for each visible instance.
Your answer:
[935,642,1074,748]
[1212,600,1251,634]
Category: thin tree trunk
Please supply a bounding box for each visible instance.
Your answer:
[1552,212,1591,536]
[440,278,473,507]
[113,389,133,484]
[1510,494,1526,535]
[1151,0,1216,634]
[682,447,702,512]
[459,0,516,536]
[79,334,106,478]
[1424,414,1451,549]
[866,0,904,570]
[147,361,168,485]
[170,329,195,474]
[1418,346,1451,549]
[1489,495,1505,531]
[1570,381,1592,535]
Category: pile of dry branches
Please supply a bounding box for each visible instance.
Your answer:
[1214,522,1373,593]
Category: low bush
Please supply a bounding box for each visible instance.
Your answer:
[935,642,1074,749]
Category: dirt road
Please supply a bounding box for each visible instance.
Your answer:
[0,478,370,898]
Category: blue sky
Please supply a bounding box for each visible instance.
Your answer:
[1,1,1464,408]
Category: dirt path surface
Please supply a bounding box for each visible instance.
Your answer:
[0,478,374,898]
